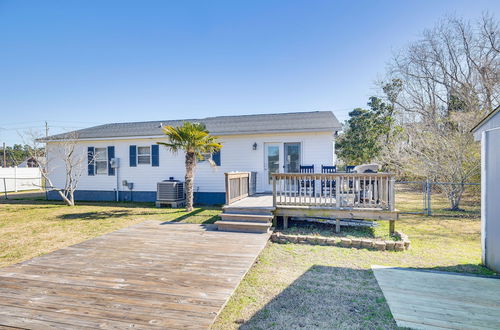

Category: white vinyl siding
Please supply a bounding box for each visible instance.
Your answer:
[47,131,335,193]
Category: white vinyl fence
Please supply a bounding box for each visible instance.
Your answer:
[0,167,43,193]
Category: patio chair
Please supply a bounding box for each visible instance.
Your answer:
[298,165,315,196]
[342,165,356,194]
[345,165,355,173]
[321,165,336,197]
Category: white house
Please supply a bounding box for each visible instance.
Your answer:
[472,106,500,273]
[45,111,341,205]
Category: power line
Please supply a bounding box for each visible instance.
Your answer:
[0,120,104,126]
[0,126,87,131]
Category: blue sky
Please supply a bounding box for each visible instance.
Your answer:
[0,0,498,145]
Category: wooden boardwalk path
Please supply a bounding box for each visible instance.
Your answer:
[372,265,500,329]
[0,221,270,329]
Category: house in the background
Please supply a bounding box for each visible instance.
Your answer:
[43,111,341,205]
[18,156,45,168]
[472,106,500,273]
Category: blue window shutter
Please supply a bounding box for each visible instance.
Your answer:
[212,150,221,166]
[87,147,95,176]
[107,146,115,176]
[151,145,159,167]
[129,145,137,167]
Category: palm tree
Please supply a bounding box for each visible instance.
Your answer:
[158,122,222,211]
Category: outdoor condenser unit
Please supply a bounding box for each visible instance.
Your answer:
[156,179,185,207]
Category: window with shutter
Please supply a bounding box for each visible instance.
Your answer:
[151,145,159,167]
[130,145,137,167]
[137,146,151,164]
[107,146,115,176]
[87,147,95,176]
[94,148,108,175]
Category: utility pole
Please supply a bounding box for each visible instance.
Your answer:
[44,122,48,190]
[2,142,5,168]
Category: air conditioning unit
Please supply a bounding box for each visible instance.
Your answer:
[156,179,185,208]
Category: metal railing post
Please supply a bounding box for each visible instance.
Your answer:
[426,181,432,216]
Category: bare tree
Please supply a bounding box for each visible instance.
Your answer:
[379,14,499,210]
[25,130,88,206]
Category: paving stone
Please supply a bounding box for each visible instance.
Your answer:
[351,238,361,248]
[375,241,386,251]
[361,239,374,248]
[385,241,395,251]
[340,238,352,247]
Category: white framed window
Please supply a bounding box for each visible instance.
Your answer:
[197,152,211,162]
[94,148,108,175]
[137,146,151,165]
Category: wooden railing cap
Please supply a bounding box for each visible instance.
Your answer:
[271,172,394,177]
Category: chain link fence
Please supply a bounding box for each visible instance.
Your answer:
[395,181,480,218]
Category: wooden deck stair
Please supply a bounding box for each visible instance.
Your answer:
[215,205,274,233]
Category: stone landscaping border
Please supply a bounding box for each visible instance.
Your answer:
[270,231,411,251]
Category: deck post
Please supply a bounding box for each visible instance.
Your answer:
[388,176,395,211]
[335,176,341,208]
[272,175,277,207]
[283,216,289,229]
[335,218,340,233]
[389,220,395,235]
[224,173,230,205]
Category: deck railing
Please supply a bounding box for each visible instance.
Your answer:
[225,172,250,205]
[272,173,395,211]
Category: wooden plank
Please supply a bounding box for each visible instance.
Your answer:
[372,266,500,330]
[275,207,399,221]
[0,222,270,329]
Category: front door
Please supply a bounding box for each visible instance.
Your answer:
[264,143,282,192]
[263,142,301,192]
[284,142,301,173]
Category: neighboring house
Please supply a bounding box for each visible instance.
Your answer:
[472,106,500,273]
[44,111,341,205]
[18,156,45,168]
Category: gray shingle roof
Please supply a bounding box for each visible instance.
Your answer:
[45,111,341,140]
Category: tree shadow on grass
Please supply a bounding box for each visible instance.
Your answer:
[57,210,134,221]
[162,208,221,224]
[239,265,396,329]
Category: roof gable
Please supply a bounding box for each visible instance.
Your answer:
[472,106,500,141]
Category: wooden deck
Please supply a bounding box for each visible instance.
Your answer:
[0,221,270,329]
[228,193,398,234]
[373,266,500,329]
[226,193,275,209]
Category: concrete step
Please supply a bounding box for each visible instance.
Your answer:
[219,213,273,223]
[222,206,275,216]
[215,220,272,233]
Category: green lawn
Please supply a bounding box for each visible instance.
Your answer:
[212,190,490,329]
[0,199,220,268]
[0,191,490,329]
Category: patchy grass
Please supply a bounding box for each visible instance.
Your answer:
[213,191,490,329]
[0,199,220,267]
[280,221,396,241]
[0,190,489,329]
